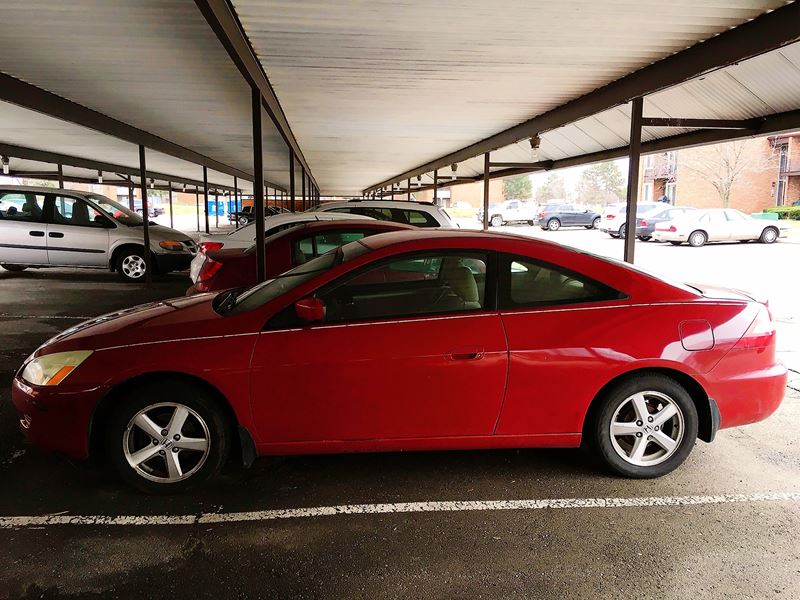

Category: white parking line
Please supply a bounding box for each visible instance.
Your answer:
[1,492,798,529]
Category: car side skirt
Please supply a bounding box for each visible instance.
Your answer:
[254,433,581,456]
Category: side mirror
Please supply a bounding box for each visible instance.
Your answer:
[294,296,325,323]
[95,215,115,228]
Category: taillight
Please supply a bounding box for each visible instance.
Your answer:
[735,305,775,349]
[197,257,222,282]
[199,241,224,254]
[537,212,544,219]
[606,214,615,219]
[640,219,648,227]
[668,225,677,232]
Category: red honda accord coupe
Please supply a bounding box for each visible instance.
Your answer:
[11,230,786,492]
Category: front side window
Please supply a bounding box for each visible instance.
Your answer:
[86,193,141,226]
[724,209,748,222]
[318,252,489,324]
[52,196,107,228]
[0,192,45,223]
[500,254,623,308]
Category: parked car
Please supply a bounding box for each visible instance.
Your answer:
[600,202,660,238]
[133,200,165,218]
[187,220,414,294]
[315,199,456,228]
[198,211,373,252]
[537,203,600,231]
[477,199,538,226]
[227,205,286,226]
[652,208,789,246]
[11,229,785,492]
[0,186,196,282]
[635,206,696,241]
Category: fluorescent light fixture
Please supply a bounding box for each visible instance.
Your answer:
[451,163,458,180]
[1,156,9,175]
[529,136,541,162]
[97,170,103,184]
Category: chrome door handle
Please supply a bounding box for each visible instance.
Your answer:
[48,232,65,238]
[29,230,45,237]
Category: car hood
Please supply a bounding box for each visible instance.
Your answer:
[139,224,195,243]
[34,293,243,356]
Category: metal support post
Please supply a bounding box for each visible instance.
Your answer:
[289,149,296,212]
[168,182,174,229]
[252,88,266,282]
[203,167,210,234]
[624,97,643,264]
[138,145,153,286]
[482,153,490,230]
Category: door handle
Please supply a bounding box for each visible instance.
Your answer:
[48,232,65,238]
[29,230,45,237]
[449,349,484,361]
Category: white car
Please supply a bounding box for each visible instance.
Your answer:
[477,199,538,227]
[197,211,374,252]
[652,208,788,247]
[600,202,660,237]
[315,199,456,228]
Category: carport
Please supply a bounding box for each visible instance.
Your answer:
[1,2,800,597]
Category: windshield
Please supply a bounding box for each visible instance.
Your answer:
[86,193,144,226]
[224,240,373,315]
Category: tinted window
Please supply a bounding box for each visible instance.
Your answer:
[319,252,488,323]
[0,192,46,223]
[52,196,107,228]
[86,193,141,226]
[293,230,368,263]
[500,254,623,308]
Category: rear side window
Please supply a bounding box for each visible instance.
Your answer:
[293,230,369,262]
[52,196,107,228]
[0,192,46,223]
[500,254,624,308]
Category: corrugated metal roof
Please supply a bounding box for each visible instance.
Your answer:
[233,0,789,194]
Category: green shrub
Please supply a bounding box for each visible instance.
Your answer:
[764,206,800,220]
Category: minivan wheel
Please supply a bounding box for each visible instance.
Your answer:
[0,264,27,272]
[759,227,778,244]
[117,248,148,282]
[106,380,231,494]
[688,230,707,247]
[490,215,503,227]
[590,374,698,478]
[547,218,561,231]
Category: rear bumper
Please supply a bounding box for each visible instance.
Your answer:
[635,226,655,236]
[652,231,686,242]
[704,352,787,430]
[10,376,103,459]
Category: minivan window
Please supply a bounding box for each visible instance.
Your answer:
[86,193,143,226]
[0,192,46,223]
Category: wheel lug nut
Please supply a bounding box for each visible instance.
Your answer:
[654,426,659,431]
[647,417,653,423]
[173,434,181,441]
[152,439,158,446]
[160,429,168,436]
[172,447,179,453]
[647,436,652,440]
[636,420,642,426]
[636,432,643,438]
[158,450,166,456]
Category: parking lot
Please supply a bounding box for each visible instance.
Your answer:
[1,230,798,599]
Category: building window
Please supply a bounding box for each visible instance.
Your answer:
[643,155,655,169]
[666,151,677,173]
[643,182,654,202]
[665,182,676,203]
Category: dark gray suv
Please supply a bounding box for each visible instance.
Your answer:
[537,203,601,231]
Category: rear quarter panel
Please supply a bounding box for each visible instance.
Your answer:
[496,300,755,436]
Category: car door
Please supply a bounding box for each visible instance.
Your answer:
[723,209,759,240]
[0,190,49,265]
[559,204,576,225]
[698,211,730,241]
[249,250,508,443]
[46,195,111,266]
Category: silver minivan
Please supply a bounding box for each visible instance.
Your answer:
[0,185,196,282]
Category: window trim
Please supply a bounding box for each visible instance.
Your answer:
[48,193,110,229]
[0,191,48,224]
[498,253,626,311]
[266,248,497,330]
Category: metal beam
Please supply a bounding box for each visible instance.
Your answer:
[364,2,800,194]
[289,149,296,213]
[138,145,153,286]
[482,153,490,231]
[488,160,554,170]
[194,0,318,190]
[640,118,759,129]
[624,98,643,264]
[0,72,252,183]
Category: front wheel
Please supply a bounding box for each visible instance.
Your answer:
[759,227,778,244]
[238,216,249,227]
[106,380,231,494]
[547,218,561,231]
[116,248,148,282]
[589,374,698,478]
[0,264,27,272]
[637,235,652,242]
[592,217,601,229]
[618,224,627,238]
[669,241,683,246]
[490,215,503,227]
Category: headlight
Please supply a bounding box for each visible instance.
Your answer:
[21,350,93,386]
[159,240,184,251]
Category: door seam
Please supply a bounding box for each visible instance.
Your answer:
[491,314,511,435]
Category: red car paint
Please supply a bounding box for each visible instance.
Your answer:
[187,220,414,295]
[12,230,786,461]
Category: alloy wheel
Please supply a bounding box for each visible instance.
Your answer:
[121,255,147,279]
[609,391,684,467]
[123,402,210,483]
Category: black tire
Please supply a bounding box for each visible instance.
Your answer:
[669,241,683,246]
[688,230,707,247]
[238,216,249,227]
[637,235,652,242]
[106,379,232,494]
[592,217,601,229]
[547,218,561,231]
[116,247,148,282]
[759,226,779,244]
[490,215,503,227]
[589,373,698,478]
[527,220,535,226]
[609,233,620,239]
[0,264,27,272]
[618,224,627,238]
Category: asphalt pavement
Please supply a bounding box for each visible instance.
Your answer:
[1,229,798,599]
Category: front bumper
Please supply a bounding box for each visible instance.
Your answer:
[11,376,105,459]
[153,251,194,273]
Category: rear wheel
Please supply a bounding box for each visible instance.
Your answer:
[547,218,561,231]
[637,235,652,242]
[688,230,707,247]
[592,217,601,229]
[490,215,503,227]
[759,227,778,244]
[0,264,27,272]
[669,241,683,246]
[618,224,627,238]
[106,380,231,494]
[590,374,698,478]
[238,216,249,227]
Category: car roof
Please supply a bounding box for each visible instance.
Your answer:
[320,199,441,210]
[0,184,89,197]
[278,219,415,236]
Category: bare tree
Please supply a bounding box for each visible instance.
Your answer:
[679,140,775,208]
